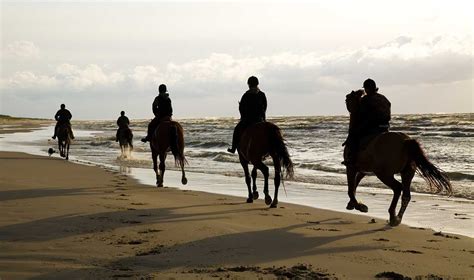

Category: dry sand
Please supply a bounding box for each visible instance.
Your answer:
[0,151,472,280]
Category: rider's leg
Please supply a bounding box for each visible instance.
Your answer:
[68,123,75,139]
[228,121,244,153]
[52,123,58,139]
[142,118,158,142]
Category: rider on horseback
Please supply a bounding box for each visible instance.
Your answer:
[116,111,130,142]
[344,78,391,165]
[52,104,74,140]
[227,76,267,154]
[141,84,173,143]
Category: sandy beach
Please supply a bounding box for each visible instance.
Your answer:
[1,149,472,279]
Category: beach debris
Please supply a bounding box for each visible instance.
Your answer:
[384,248,423,254]
[433,231,460,239]
[374,238,389,242]
[184,264,335,279]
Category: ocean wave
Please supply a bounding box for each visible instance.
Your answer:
[88,141,114,147]
[187,140,230,148]
[186,151,240,163]
[445,132,473,138]
[446,172,474,181]
[297,163,345,174]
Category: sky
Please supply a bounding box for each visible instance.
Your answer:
[1,0,472,120]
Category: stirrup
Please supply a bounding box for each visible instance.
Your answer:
[227,147,236,154]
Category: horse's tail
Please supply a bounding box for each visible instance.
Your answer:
[405,139,452,195]
[268,123,294,179]
[170,123,187,167]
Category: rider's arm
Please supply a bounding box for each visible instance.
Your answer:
[152,97,159,116]
[54,110,61,121]
[262,92,267,121]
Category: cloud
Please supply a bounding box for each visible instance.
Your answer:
[3,41,40,59]
[1,35,472,97]
[0,71,57,89]
[55,64,125,91]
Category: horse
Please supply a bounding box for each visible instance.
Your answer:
[117,127,133,158]
[149,120,187,187]
[343,89,452,226]
[238,121,294,208]
[57,123,71,160]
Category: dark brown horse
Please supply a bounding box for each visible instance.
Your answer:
[57,123,71,160]
[344,90,452,226]
[238,122,294,208]
[149,120,187,187]
[118,127,133,158]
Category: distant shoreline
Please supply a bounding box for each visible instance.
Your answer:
[2,112,471,123]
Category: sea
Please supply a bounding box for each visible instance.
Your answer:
[1,113,473,236]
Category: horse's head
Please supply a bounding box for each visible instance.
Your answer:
[345,89,365,113]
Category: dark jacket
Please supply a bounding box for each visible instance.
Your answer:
[359,93,391,134]
[116,116,130,128]
[152,93,173,119]
[239,88,267,122]
[55,109,72,123]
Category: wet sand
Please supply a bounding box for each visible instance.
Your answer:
[0,151,472,279]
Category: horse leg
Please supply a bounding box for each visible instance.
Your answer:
[398,166,415,222]
[270,158,281,208]
[347,172,368,212]
[376,173,403,226]
[255,162,271,206]
[180,157,187,185]
[158,154,166,187]
[151,149,160,187]
[66,142,69,160]
[251,166,259,200]
[346,167,368,212]
[240,160,253,203]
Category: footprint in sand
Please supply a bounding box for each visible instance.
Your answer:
[121,220,141,224]
[138,229,162,234]
[308,227,340,232]
[135,245,165,256]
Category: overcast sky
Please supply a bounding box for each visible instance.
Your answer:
[1,0,472,120]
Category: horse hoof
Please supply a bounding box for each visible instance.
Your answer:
[156,183,163,188]
[181,177,188,185]
[246,198,253,203]
[264,196,272,206]
[389,217,401,227]
[270,203,278,208]
[253,191,259,200]
[356,203,369,213]
[346,201,356,210]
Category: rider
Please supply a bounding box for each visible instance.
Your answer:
[141,84,173,143]
[344,78,391,165]
[227,76,267,154]
[52,104,74,140]
[116,111,130,142]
